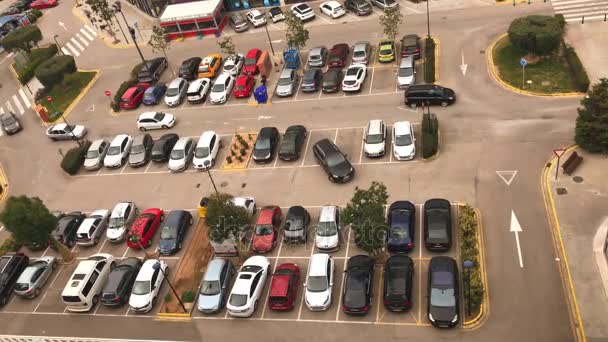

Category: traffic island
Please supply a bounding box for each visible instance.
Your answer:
[36,70,99,123]
[220,133,257,170]
[421,110,440,161]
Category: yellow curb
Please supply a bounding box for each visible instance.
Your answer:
[487,34,585,97]
[72,5,135,49]
[432,36,439,83]
[110,108,120,117]
[541,145,587,342]
[154,313,192,321]
[57,69,102,123]
[495,0,527,5]
[0,162,9,203]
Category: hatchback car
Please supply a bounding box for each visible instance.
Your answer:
[305,253,334,311]
[198,54,222,79]
[313,139,355,183]
[428,256,459,328]
[246,9,266,27]
[404,84,456,108]
[401,34,421,58]
[342,64,367,92]
[14,256,56,298]
[378,39,396,63]
[46,123,87,141]
[387,201,415,253]
[363,119,386,157]
[342,255,374,315]
[106,202,138,243]
[128,133,154,167]
[197,258,234,313]
[283,205,310,244]
[252,127,279,163]
[127,208,164,249]
[101,257,141,306]
[151,133,179,162]
[322,68,343,93]
[307,46,328,67]
[344,0,372,15]
[268,263,300,311]
[424,199,452,251]
[252,206,282,253]
[168,137,195,172]
[275,68,298,97]
[75,209,110,246]
[158,210,193,255]
[315,205,341,252]
[222,53,244,76]
[187,78,211,103]
[242,48,262,75]
[320,0,345,18]
[352,41,371,65]
[210,73,235,104]
[83,139,109,171]
[142,83,167,105]
[233,75,255,98]
[120,83,150,110]
[52,212,85,248]
[291,3,315,21]
[383,255,414,311]
[0,253,29,305]
[372,0,398,9]
[397,56,416,89]
[137,57,168,83]
[0,111,21,135]
[164,78,188,107]
[227,256,270,317]
[278,125,307,161]
[193,131,221,169]
[104,134,133,168]
[178,57,202,80]
[301,68,322,92]
[392,121,416,160]
[137,112,176,131]
[229,13,249,32]
[129,259,167,313]
[269,6,285,22]
[328,43,349,68]
[29,0,58,9]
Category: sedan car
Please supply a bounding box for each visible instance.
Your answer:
[301,68,322,92]
[1,111,21,135]
[279,125,306,161]
[137,112,176,131]
[378,39,396,63]
[104,134,133,168]
[222,53,244,76]
[344,0,372,15]
[233,75,255,98]
[75,209,110,246]
[106,202,138,243]
[178,57,202,80]
[328,43,349,68]
[383,255,414,311]
[269,6,285,22]
[424,199,452,251]
[307,46,328,68]
[168,137,195,172]
[229,13,249,32]
[428,256,459,328]
[197,258,234,313]
[275,68,298,97]
[305,253,334,311]
[83,139,109,171]
[127,208,164,249]
[151,133,179,162]
[320,1,345,18]
[142,83,167,105]
[46,123,87,141]
[129,259,167,313]
[164,78,188,107]
[186,78,211,103]
[401,34,421,58]
[387,201,416,253]
[137,57,168,83]
[322,68,343,93]
[242,48,262,75]
[352,41,371,65]
[252,206,281,253]
[209,73,235,104]
[268,263,300,311]
[342,64,367,92]
[313,139,354,183]
[397,56,416,89]
[193,131,221,169]
[372,0,398,10]
[29,0,58,9]
[392,121,416,160]
[128,133,154,167]
[291,3,315,21]
[342,255,374,315]
[232,197,257,216]
[158,210,193,255]
[363,119,386,157]
[227,256,270,317]
[101,257,142,306]
[282,205,310,244]
[13,256,56,298]
[0,253,29,305]
[120,83,150,109]
[246,9,266,27]
[252,127,279,163]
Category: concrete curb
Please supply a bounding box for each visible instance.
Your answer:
[592,217,608,301]
[72,5,135,49]
[51,70,102,126]
[0,162,9,203]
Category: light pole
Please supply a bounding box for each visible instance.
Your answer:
[53,35,63,55]
[263,23,275,57]
[114,2,151,74]
[203,160,219,196]
[463,260,474,317]
[426,0,431,38]
[153,261,187,313]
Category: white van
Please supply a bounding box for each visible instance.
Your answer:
[61,254,115,312]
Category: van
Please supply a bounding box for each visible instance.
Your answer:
[315,206,341,252]
[403,84,456,108]
[61,254,115,312]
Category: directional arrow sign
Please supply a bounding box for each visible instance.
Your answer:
[510,210,524,268]
[496,170,518,186]
[459,51,468,76]
[58,21,68,31]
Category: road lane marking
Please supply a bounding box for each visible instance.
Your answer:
[76,33,90,46]
[19,88,30,107]
[84,24,97,36]
[12,95,24,114]
[65,43,80,56]
[80,28,94,41]
[71,37,85,51]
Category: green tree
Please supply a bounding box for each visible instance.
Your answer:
[0,25,42,53]
[216,36,236,57]
[148,25,174,77]
[379,7,403,41]
[575,78,608,153]
[342,182,389,258]
[284,11,309,50]
[85,0,116,40]
[205,193,251,244]
[0,196,57,247]
[507,15,563,56]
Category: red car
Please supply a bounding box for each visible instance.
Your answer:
[328,43,349,68]
[242,48,262,75]
[268,263,300,311]
[127,208,164,249]
[120,83,150,110]
[30,0,58,9]
[252,205,281,253]
[233,75,255,98]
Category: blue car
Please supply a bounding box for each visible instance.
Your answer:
[142,83,167,105]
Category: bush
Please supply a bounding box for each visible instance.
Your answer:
[421,113,439,158]
[563,44,590,92]
[60,141,91,175]
[226,156,232,163]
[15,45,58,84]
[0,237,20,256]
[424,37,435,83]
[181,290,196,303]
[458,205,484,316]
[31,8,43,17]
[35,55,77,88]
[554,14,566,29]
[240,147,247,156]
[26,12,38,23]
[507,15,563,55]
[111,62,144,111]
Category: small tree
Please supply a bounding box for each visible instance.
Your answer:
[205,193,250,244]
[85,0,116,40]
[507,15,563,56]
[284,11,309,50]
[342,182,388,258]
[216,37,236,57]
[148,25,175,76]
[0,25,42,53]
[575,78,608,153]
[379,7,403,41]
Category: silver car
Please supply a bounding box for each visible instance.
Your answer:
[229,13,249,32]
[197,258,234,313]
[84,139,109,171]
[128,133,153,167]
[14,256,57,298]
[46,123,87,141]
[397,56,416,89]
[275,68,299,97]
[352,41,371,65]
[307,46,328,67]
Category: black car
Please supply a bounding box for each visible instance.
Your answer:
[101,257,142,306]
[282,206,310,244]
[1,111,22,135]
[424,199,451,251]
[387,201,415,253]
[400,34,421,58]
[252,127,279,163]
[322,68,343,93]
[342,255,374,315]
[178,57,202,80]
[137,57,168,83]
[278,125,307,161]
[313,138,355,183]
[344,0,372,15]
[0,253,29,305]
[383,255,414,311]
[151,133,179,162]
[404,84,456,109]
[428,256,459,328]
[128,133,154,167]
[51,211,86,248]
[301,69,322,92]
[159,210,193,255]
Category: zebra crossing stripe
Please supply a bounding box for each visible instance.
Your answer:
[61,47,71,56]
[84,25,97,36]
[70,37,85,51]
[80,28,94,41]
[5,101,14,113]
[66,42,80,56]
[76,33,89,46]
[18,89,30,107]
[12,95,24,115]
[0,107,4,115]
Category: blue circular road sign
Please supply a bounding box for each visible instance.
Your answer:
[520,58,527,67]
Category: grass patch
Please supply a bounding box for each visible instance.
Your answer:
[459,205,485,320]
[13,44,58,84]
[493,36,578,93]
[38,71,96,122]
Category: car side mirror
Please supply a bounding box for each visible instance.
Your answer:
[303,282,307,287]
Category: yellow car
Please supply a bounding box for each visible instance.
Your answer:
[198,54,222,78]
[378,39,395,63]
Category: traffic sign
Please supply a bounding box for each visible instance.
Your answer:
[104,90,111,97]
[46,96,52,102]
[553,149,566,158]
[520,58,527,67]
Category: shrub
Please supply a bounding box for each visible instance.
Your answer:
[230,149,237,157]
[563,44,590,92]
[458,205,484,316]
[554,14,566,29]
[236,156,243,162]
[0,237,20,256]
[421,113,439,158]
[35,55,77,88]
[112,79,138,111]
[226,156,232,163]
[26,12,37,23]
[181,290,195,303]
[240,147,247,156]
[15,45,58,84]
[31,8,43,17]
[0,24,42,53]
[507,15,563,55]
[164,293,172,302]
[424,37,435,83]
[241,141,249,149]
[60,141,91,175]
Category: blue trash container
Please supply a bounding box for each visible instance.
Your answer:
[254,85,268,104]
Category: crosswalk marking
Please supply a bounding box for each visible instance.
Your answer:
[84,24,97,36]
[61,47,71,56]
[66,42,80,56]
[12,95,24,114]
[70,37,85,51]
[80,28,94,41]
[5,101,14,114]
[76,33,89,46]
[18,88,30,107]
[551,0,608,23]
[0,108,4,115]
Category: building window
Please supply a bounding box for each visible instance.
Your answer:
[163,24,179,33]
[179,22,197,32]
[196,20,216,30]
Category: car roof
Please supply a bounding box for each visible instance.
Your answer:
[304,68,320,78]
[138,112,161,120]
[132,133,151,145]
[204,258,227,281]
[235,75,250,85]
[189,78,209,90]
[246,48,261,57]
[168,77,185,87]
[309,46,325,54]
[425,198,451,209]
[393,121,412,135]
[367,119,384,135]
[110,134,130,146]
[215,73,231,83]
[196,130,216,147]
[249,9,262,14]
[256,207,275,224]
[259,127,276,137]
[89,139,106,150]
[309,254,330,276]
[51,123,68,130]
[173,137,192,149]
[280,68,295,77]
[319,206,337,222]
[111,202,132,217]
[399,56,414,68]
[270,266,296,297]
[402,34,419,43]
[353,42,369,51]
[429,256,457,274]
[122,86,139,97]
[136,259,159,281]
[346,255,374,270]
[165,210,187,226]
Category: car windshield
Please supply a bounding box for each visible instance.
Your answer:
[195,146,210,158]
[212,83,225,92]
[427,208,449,239]
[199,65,210,72]
[317,221,337,237]
[107,146,121,155]
[108,217,124,229]
[255,224,274,236]
[278,76,292,86]
[1,114,15,125]
[353,50,366,58]
[229,294,248,306]
[365,133,383,144]
[395,133,412,146]
[224,63,234,71]
[170,149,185,159]
[245,57,257,66]
[255,137,270,150]
[386,0,396,4]
[200,280,221,295]
[166,87,179,97]
[309,53,321,61]
[306,275,328,292]
[399,67,414,77]
[236,84,246,91]
[431,288,456,307]
[391,226,409,239]
[160,226,177,240]
[329,55,341,62]
[326,153,346,168]
[62,125,74,133]
[86,150,99,159]
[153,113,165,121]
[379,46,392,55]
[131,144,145,154]
[346,68,359,77]
[254,14,264,20]
[132,280,150,295]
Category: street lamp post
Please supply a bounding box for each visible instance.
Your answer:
[426,0,431,38]
[114,2,152,75]
[203,160,219,196]
[112,10,129,44]
[263,23,275,57]
[153,261,187,313]
[463,260,474,317]
[53,35,63,55]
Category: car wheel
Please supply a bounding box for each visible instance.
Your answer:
[52,261,58,270]
[92,295,99,307]
[34,288,41,297]
[110,262,116,270]
[139,127,146,131]
[254,300,259,311]
[440,101,449,107]
[409,102,417,109]
[162,125,169,129]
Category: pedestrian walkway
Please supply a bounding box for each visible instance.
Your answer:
[0,87,32,136]
[60,24,98,57]
[552,0,608,23]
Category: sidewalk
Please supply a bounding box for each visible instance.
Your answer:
[565,21,608,84]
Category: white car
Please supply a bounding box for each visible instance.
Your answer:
[222,54,244,76]
[75,209,110,246]
[392,121,416,160]
[269,6,285,22]
[106,202,138,243]
[209,73,235,104]
[342,64,367,92]
[136,112,176,131]
[315,206,341,252]
[168,137,195,172]
[320,1,345,18]
[193,131,221,170]
[46,123,87,141]
[226,256,270,317]
[232,197,256,216]
[103,134,133,168]
[164,77,188,107]
[186,78,211,104]
[305,253,334,311]
[363,119,386,157]
[129,259,167,313]
[246,9,266,27]
[397,56,416,89]
[291,3,315,21]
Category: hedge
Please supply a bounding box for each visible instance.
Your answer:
[35,55,77,89]
[15,44,58,84]
[112,62,145,112]
[421,112,439,158]
[564,44,590,92]
[424,37,435,83]
[459,205,484,317]
[507,15,563,55]
[0,237,20,256]
[60,141,91,175]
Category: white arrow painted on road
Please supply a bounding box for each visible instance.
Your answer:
[258,115,273,120]
[459,51,468,76]
[59,21,68,31]
[510,210,524,268]
[271,40,283,44]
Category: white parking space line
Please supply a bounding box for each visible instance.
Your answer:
[84,24,97,36]
[80,28,94,41]
[144,161,153,173]
[19,88,30,107]
[124,306,130,316]
[96,237,108,254]
[368,66,375,95]
[40,245,50,258]
[120,163,129,174]
[5,101,14,114]
[96,167,103,176]
[358,129,365,163]
[299,133,312,167]
[70,37,85,51]
[333,128,339,143]
[65,43,80,56]
[121,246,129,258]
[12,95,24,114]
[76,33,90,46]
[317,15,334,24]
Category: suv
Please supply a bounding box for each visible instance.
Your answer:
[137,58,168,83]
[268,263,300,311]
[363,119,386,157]
[315,206,341,252]
[313,139,355,183]
[0,253,29,305]
[328,43,349,68]
[404,84,456,108]
[400,34,421,59]
[52,211,86,248]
